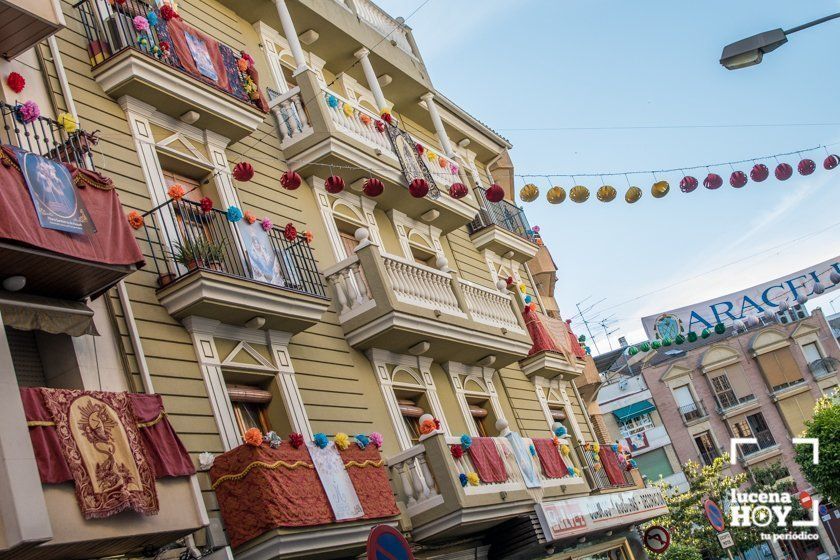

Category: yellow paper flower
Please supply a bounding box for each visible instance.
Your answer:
[57,112,78,133]
[427,151,437,162]
[334,432,350,450]
[342,103,354,117]
[466,472,480,486]
[592,443,600,454]
[518,283,527,293]
[560,443,570,456]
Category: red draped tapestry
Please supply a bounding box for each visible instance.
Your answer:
[467,437,508,483]
[533,438,568,479]
[210,442,399,548]
[598,447,626,485]
[166,18,230,92]
[523,307,563,356]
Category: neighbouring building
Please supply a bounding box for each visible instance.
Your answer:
[0,2,666,560]
[640,306,840,560]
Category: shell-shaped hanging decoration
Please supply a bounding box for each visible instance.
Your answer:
[651,180,670,198]
[569,185,589,203]
[546,186,566,204]
[625,186,642,203]
[519,183,539,202]
[596,185,616,202]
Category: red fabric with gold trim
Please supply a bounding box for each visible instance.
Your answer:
[128,394,195,478]
[598,447,625,485]
[533,438,568,479]
[338,445,400,519]
[467,437,508,483]
[19,387,72,483]
[523,306,563,355]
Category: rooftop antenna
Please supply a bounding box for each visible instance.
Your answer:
[598,317,619,351]
[575,296,605,354]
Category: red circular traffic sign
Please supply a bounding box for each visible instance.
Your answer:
[367,525,414,560]
[643,525,671,554]
[800,491,813,510]
[704,499,725,532]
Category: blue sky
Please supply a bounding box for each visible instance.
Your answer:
[377,0,840,350]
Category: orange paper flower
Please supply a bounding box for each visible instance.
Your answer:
[244,211,257,224]
[237,58,249,72]
[127,210,144,229]
[243,427,263,446]
[304,230,313,243]
[167,184,185,200]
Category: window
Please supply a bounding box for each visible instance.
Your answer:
[731,412,775,456]
[469,403,489,437]
[618,413,653,437]
[227,384,271,436]
[801,342,822,364]
[694,432,719,465]
[6,327,47,387]
[711,374,739,409]
[397,397,424,445]
[633,448,674,482]
[756,348,804,392]
[673,385,702,421]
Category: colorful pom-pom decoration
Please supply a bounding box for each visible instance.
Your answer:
[592,443,600,454]
[263,431,282,448]
[750,163,769,182]
[467,472,480,486]
[567,465,576,477]
[409,178,429,198]
[775,162,793,181]
[289,432,304,449]
[560,443,570,456]
[798,158,816,176]
[280,170,302,190]
[451,444,464,459]
[651,180,669,198]
[369,432,383,449]
[520,183,539,202]
[127,210,144,230]
[334,432,350,450]
[342,102,354,117]
[529,444,536,457]
[233,161,254,182]
[459,473,468,487]
[596,185,616,202]
[485,183,505,203]
[703,173,723,190]
[359,113,371,125]
[6,72,25,94]
[167,184,185,200]
[714,322,726,334]
[313,433,329,449]
[730,170,748,188]
[374,120,385,133]
[244,211,257,224]
[553,425,567,437]
[160,4,178,20]
[415,143,424,155]
[243,427,263,446]
[199,197,213,213]
[547,186,566,204]
[226,206,243,223]
[570,185,590,203]
[363,177,384,197]
[283,222,297,241]
[381,111,393,124]
[625,186,642,203]
[15,101,39,124]
[327,95,339,108]
[651,340,662,349]
[611,443,619,452]
[687,331,698,343]
[57,112,78,133]
[679,176,698,193]
[460,434,472,450]
[824,154,840,170]
[261,217,273,231]
[701,328,711,339]
[147,11,159,26]
[662,337,672,347]
[449,182,468,199]
[325,175,345,194]
[133,15,150,32]
[675,334,686,345]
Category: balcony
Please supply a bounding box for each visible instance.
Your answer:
[323,238,531,367]
[467,188,539,263]
[276,86,476,233]
[0,103,143,302]
[76,0,266,142]
[716,394,759,418]
[387,433,591,543]
[698,446,723,466]
[809,357,839,380]
[678,401,708,425]
[737,430,780,466]
[576,444,637,492]
[141,198,329,333]
[0,0,65,59]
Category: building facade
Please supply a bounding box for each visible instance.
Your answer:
[639,307,840,560]
[0,1,666,560]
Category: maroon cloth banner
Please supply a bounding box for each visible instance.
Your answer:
[166,17,231,93]
[599,447,625,485]
[524,307,563,355]
[0,147,144,267]
[467,437,508,483]
[20,388,194,484]
[533,438,568,479]
[210,443,398,548]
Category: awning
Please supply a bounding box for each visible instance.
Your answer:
[0,293,97,336]
[612,400,655,422]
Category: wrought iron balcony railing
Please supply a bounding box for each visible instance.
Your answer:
[678,400,707,424]
[809,357,839,379]
[576,443,635,490]
[468,187,534,241]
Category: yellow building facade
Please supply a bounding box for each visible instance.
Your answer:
[0,1,667,559]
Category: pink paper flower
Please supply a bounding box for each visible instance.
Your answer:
[133,16,150,33]
[260,217,272,231]
[369,432,383,449]
[16,101,40,124]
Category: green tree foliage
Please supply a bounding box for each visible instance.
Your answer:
[663,543,702,560]
[794,395,840,504]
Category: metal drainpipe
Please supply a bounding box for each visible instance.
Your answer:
[48,36,155,394]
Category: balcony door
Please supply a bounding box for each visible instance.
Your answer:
[694,431,719,465]
[710,374,739,410]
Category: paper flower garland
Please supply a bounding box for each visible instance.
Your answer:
[703,173,723,190]
[199,197,213,213]
[227,206,243,223]
[679,176,698,193]
[15,101,39,124]
[133,15,150,32]
[6,72,25,94]
[730,170,747,188]
[592,443,600,454]
[560,443,570,456]
[466,472,480,486]
[369,432,383,449]
[775,162,793,181]
[355,434,370,449]
[313,433,329,449]
[160,4,179,20]
[570,185,590,203]
[751,163,769,182]
[450,444,464,459]
[374,120,385,133]
[127,210,144,229]
[244,211,257,224]
[334,432,350,450]
[243,428,263,446]
[798,158,816,176]
[547,185,566,204]
[289,432,304,449]
[409,178,429,198]
[553,425,567,437]
[281,170,302,190]
[381,111,393,124]
[449,182,468,199]
[168,185,186,201]
[418,415,438,435]
[824,154,840,169]
[57,112,78,133]
[529,444,537,457]
[327,95,339,108]
[342,103,354,117]
[263,431,282,448]
[485,183,504,202]
[567,465,576,477]
[233,161,254,182]
[283,222,297,241]
[325,175,345,194]
[459,473,468,487]
[147,11,159,26]
[363,177,384,197]
[460,434,472,451]
[261,217,273,231]
[304,230,313,243]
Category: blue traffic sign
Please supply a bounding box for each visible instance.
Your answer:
[705,499,725,532]
[367,525,414,560]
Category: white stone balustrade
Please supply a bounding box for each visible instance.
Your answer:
[459,279,523,332]
[344,0,416,57]
[387,445,440,516]
[271,87,311,145]
[381,254,464,316]
[323,88,395,154]
[324,254,373,317]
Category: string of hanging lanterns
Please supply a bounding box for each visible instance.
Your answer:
[514,145,840,205]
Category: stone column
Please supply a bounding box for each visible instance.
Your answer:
[421,92,454,158]
[275,0,308,74]
[354,47,387,112]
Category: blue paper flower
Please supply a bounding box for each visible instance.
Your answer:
[460,434,472,451]
[611,443,619,452]
[314,433,328,449]
[629,459,637,468]
[529,444,536,457]
[524,295,532,304]
[226,206,243,223]
[459,473,468,487]
[327,95,339,108]
[147,11,159,26]
[553,425,567,437]
[567,465,575,477]
[355,434,370,449]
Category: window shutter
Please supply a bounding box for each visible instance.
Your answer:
[5,327,46,387]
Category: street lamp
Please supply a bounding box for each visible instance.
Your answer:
[720,11,840,70]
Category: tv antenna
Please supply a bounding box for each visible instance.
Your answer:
[575,296,605,354]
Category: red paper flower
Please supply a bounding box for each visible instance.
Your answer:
[449,182,468,199]
[450,445,464,459]
[127,210,144,229]
[703,173,722,190]
[233,161,254,182]
[6,72,25,94]
[159,41,171,55]
[283,222,297,241]
[824,154,840,170]
[434,418,441,430]
[485,183,504,202]
[280,169,302,190]
[363,177,384,197]
[415,143,424,155]
[244,211,257,224]
[750,163,769,182]
[374,120,385,133]
[381,112,393,124]
[325,175,345,194]
[409,178,429,198]
[199,197,213,213]
[159,4,178,20]
[506,276,513,285]
[679,176,698,193]
[289,432,304,449]
[775,162,793,181]
[243,428,263,446]
[797,158,816,176]
[729,171,747,188]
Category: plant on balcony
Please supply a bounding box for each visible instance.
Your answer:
[171,238,227,271]
[795,395,840,504]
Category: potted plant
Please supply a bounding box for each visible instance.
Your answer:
[171,238,226,272]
